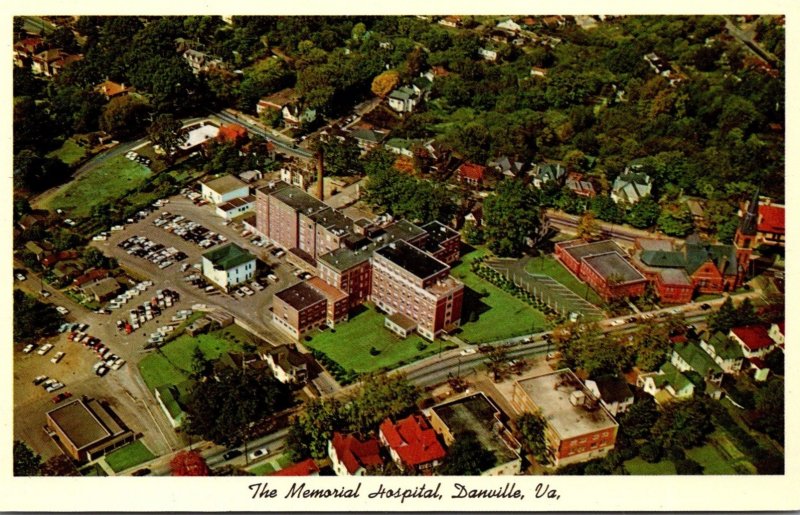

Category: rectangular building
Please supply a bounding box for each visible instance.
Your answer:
[511,369,618,467]
[416,221,461,265]
[272,281,327,339]
[555,240,647,301]
[307,276,349,326]
[200,174,250,205]
[46,398,135,462]
[201,243,256,292]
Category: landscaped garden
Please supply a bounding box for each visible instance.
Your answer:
[525,255,605,306]
[104,440,155,473]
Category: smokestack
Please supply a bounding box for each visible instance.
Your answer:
[316,149,325,201]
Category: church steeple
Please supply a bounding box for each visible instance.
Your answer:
[733,188,760,278]
[738,188,760,237]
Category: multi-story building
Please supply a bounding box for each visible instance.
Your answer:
[201,243,256,292]
[555,240,648,301]
[371,241,463,341]
[414,221,461,265]
[511,369,618,467]
[271,281,328,339]
[307,276,349,327]
[328,432,384,476]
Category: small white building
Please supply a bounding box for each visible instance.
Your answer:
[201,175,250,205]
[388,86,419,113]
[478,48,498,61]
[215,195,256,221]
[264,345,308,384]
[201,243,255,292]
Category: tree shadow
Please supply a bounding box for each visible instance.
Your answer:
[460,285,491,324]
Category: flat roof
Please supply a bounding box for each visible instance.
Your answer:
[179,122,219,150]
[430,393,518,467]
[387,312,417,331]
[637,238,675,252]
[562,240,627,261]
[275,281,326,311]
[307,276,348,302]
[317,220,426,273]
[312,208,352,235]
[203,175,248,196]
[47,400,111,450]
[271,184,328,215]
[515,370,617,440]
[582,252,646,284]
[218,195,255,211]
[202,243,254,270]
[421,221,459,245]
[376,241,448,279]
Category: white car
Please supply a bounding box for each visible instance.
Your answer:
[248,447,269,460]
[46,382,64,393]
[15,273,27,281]
[22,344,35,354]
[609,319,625,326]
[37,344,54,356]
[50,351,65,364]
[460,348,477,356]
[55,306,70,315]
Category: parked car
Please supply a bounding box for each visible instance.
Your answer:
[37,344,54,356]
[52,392,72,404]
[46,382,64,393]
[132,468,152,476]
[55,306,70,315]
[248,447,268,460]
[40,289,51,298]
[223,449,243,461]
[15,273,27,281]
[460,348,477,356]
[33,375,48,385]
[22,344,35,354]
[50,351,65,364]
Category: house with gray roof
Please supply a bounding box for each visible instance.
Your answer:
[529,162,566,188]
[638,362,695,405]
[700,332,745,373]
[585,375,634,416]
[611,168,652,204]
[671,341,724,386]
[388,86,420,113]
[490,156,527,178]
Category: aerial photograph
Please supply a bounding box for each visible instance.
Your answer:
[12,14,784,480]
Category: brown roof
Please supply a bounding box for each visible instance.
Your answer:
[307,277,348,303]
[275,281,326,311]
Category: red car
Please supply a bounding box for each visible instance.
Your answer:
[52,392,73,404]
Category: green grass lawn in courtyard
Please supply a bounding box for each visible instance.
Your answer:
[623,457,677,475]
[525,256,604,306]
[304,304,435,374]
[42,154,152,218]
[47,138,88,167]
[104,440,155,473]
[138,325,251,390]
[450,248,548,343]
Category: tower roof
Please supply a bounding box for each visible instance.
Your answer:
[738,189,760,236]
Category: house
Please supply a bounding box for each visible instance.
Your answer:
[385,138,416,157]
[270,458,320,476]
[735,193,785,251]
[13,36,45,67]
[388,86,420,113]
[530,162,566,188]
[201,175,250,205]
[565,172,596,197]
[584,375,634,416]
[95,80,131,100]
[350,127,387,151]
[238,170,263,183]
[182,49,225,74]
[611,169,652,204]
[328,432,384,476]
[379,414,447,472]
[201,243,256,292]
[478,48,498,61]
[456,162,486,187]
[18,212,48,231]
[81,277,122,303]
[426,392,521,475]
[31,49,81,77]
[530,66,548,78]
[282,103,317,128]
[490,156,526,178]
[729,326,776,359]
[554,240,648,301]
[700,332,745,373]
[768,322,784,347]
[25,241,48,261]
[511,370,618,467]
[464,203,483,227]
[671,341,724,386]
[496,19,522,33]
[438,16,462,28]
[176,121,220,155]
[155,380,194,428]
[638,362,695,405]
[257,88,299,115]
[264,344,308,384]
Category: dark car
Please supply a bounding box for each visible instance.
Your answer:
[132,468,151,476]
[52,392,73,404]
[700,303,711,311]
[223,449,243,461]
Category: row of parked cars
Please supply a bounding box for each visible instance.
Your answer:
[33,375,65,393]
[105,280,154,311]
[125,151,152,167]
[155,212,226,249]
[68,330,126,376]
[118,235,188,269]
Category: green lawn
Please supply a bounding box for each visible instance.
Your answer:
[250,462,276,475]
[138,325,250,390]
[525,256,605,306]
[450,248,548,343]
[304,304,434,374]
[47,138,88,167]
[42,154,152,218]
[623,457,677,475]
[104,441,155,473]
[686,443,737,475]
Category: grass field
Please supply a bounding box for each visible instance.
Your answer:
[686,443,737,474]
[47,138,88,167]
[104,441,155,473]
[525,256,605,306]
[450,248,548,343]
[623,457,677,475]
[138,325,252,390]
[42,154,151,218]
[250,462,276,475]
[304,304,434,374]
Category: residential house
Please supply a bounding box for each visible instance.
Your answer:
[511,370,618,467]
[264,344,308,384]
[584,375,634,416]
[95,80,131,100]
[201,243,256,292]
[699,331,744,374]
[81,277,122,303]
[438,16,463,28]
[456,162,486,187]
[464,203,483,227]
[350,127,387,151]
[565,172,596,197]
[201,175,250,205]
[182,49,225,74]
[490,156,526,178]
[530,66,548,78]
[379,414,447,473]
[13,36,45,67]
[638,362,695,405]
[31,48,81,77]
[530,162,566,189]
[388,86,420,113]
[257,88,299,115]
[729,325,776,359]
[478,47,498,61]
[671,341,724,386]
[155,380,193,428]
[735,193,785,250]
[496,19,522,33]
[768,322,784,347]
[282,103,317,128]
[328,432,384,476]
[611,169,652,204]
[385,138,416,157]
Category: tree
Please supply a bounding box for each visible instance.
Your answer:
[319,137,362,176]
[650,399,713,451]
[657,204,694,237]
[185,367,293,446]
[439,431,496,475]
[751,378,784,445]
[483,180,541,257]
[13,440,41,476]
[675,458,704,474]
[14,289,65,343]
[632,324,672,371]
[13,151,70,192]
[618,397,660,440]
[38,455,79,476]
[147,114,185,164]
[346,374,420,435]
[99,95,151,139]
[575,212,602,241]
[485,346,509,382]
[190,346,214,380]
[371,70,401,98]
[286,397,345,461]
[517,413,547,460]
[83,247,116,270]
[707,297,737,334]
[170,451,210,476]
[625,197,661,229]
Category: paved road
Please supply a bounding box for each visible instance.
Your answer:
[723,16,780,65]
[210,109,313,159]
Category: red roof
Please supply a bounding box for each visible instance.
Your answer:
[41,250,80,268]
[379,414,446,468]
[457,163,486,182]
[73,268,110,287]
[14,36,43,53]
[731,326,774,352]
[669,334,688,344]
[270,458,319,476]
[331,432,383,474]
[758,204,784,235]
[777,322,785,335]
[748,357,767,369]
[217,123,248,145]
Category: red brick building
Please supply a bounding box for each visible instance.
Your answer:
[414,221,461,265]
[307,276,349,327]
[510,369,618,467]
[272,282,327,339]
[379,414,447,473]
[555,240,647,301]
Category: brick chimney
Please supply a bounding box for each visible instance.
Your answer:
[316,149,325,201]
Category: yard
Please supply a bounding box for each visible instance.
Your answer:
[304,304,436,374]
[47,138,88,167]
[249,453,293,475]
[623,457,677,475]
[138,325,252,391]
[525,255,605,306]
[450,248,549,343]
[104,440,155,473]
[40,154,152,218]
